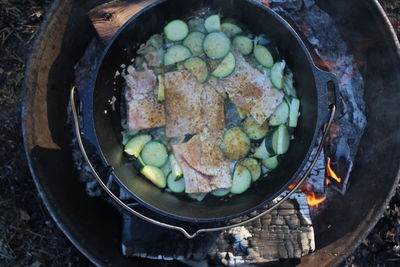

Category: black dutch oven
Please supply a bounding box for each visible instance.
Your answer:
[71,0,338,237]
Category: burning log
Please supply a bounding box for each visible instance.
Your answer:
[303,136,326,193]
[120,192,315,264]
[270,0,366,199]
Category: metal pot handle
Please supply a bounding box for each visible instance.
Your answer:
[313,65,341,124]
[71,87,336,239]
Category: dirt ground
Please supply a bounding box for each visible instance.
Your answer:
[0,0,399,266]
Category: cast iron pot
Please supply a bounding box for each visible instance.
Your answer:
[71,0,338,235]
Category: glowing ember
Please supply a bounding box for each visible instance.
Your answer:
[326,157,342,183]
[314,58,335,70]
[328,123,340,139]
[288,183,295,190]
[306,191,326,207]
[261,0,270,8]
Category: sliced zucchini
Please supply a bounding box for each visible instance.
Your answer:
[254,45,274,68]
[188,18,206,33]
[222,127,251,160]
[167,172,185,193]
[253,138,270,160]
[269,100,289,126]
[204,14,221,32]
[261,66,271,77]
[164,19,189,41]
[221,22,242,38]
[240,158,261,182]
[272,125,290,155]
[184,57,209,83]
[176,61,185,70]
[262,155,279,170]
[212,189,230,197]
[183,31,205,56]
[140,165,166,188]
[187,193,207,201]
[242,117,269,140]
[212,52,236,78]
[254,34,271,46]
[264,43,281,62]
[283,69,297,97]
[270,60,286,90]
[264,130,276,155]
[156,74,165,102]
[132,156,146,170]
[169,154,183,180]
[233,36,253,56]
[203,32,231,59]
[121,130,140,146]
[161,161,172,177]
[289,98,300,128]
[140,141,168,167]
[164,45,192,65]
[261,165,269,174]
[124,134,151,158]
[231,165,252,194]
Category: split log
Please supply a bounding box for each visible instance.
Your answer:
[208,193,314,265]
[88,0,156,43]
[120,192,315,264]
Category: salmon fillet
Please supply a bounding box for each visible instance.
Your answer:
[172,134,232,193]
[163,71,225,137]
[208,50,284,124]
[124,65,165,131]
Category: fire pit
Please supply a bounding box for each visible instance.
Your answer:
[23,0,400,266]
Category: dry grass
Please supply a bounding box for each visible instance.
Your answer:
[0,0,90,266]
[380,0,400,38]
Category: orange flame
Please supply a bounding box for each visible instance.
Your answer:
[306,191,326,207]
[288,182,326,207]
[326,157,342,183]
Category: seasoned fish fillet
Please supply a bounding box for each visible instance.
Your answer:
[172,134,232,193]
[164,71,204,137]
[124,65,165,131]
[208,50,284,124]
[164,71,225,137]
[208,76,228,99]
[201,83,225,133]
[178,159,213,193]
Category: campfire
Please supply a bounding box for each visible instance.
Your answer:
[24,0,400,266]
[68,0,368,264]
